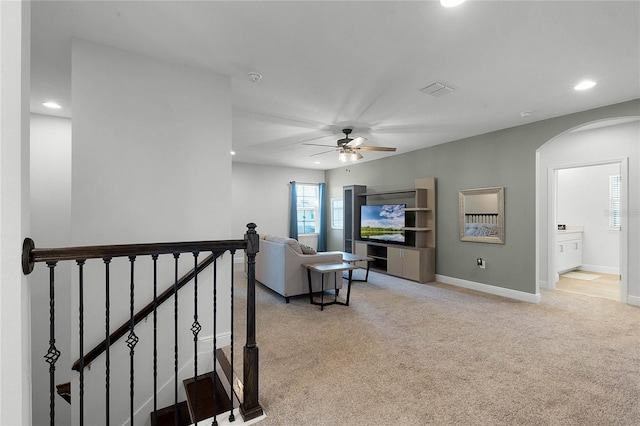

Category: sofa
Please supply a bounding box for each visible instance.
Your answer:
[255,235,343,302]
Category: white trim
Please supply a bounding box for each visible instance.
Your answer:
[579,264,620,276]
[627,295,640,307]
[198,331,232,348]
[436,275,541,304]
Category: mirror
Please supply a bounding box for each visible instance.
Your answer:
[459,187,505,244]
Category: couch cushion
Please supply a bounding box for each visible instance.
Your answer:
[264,235,303,254]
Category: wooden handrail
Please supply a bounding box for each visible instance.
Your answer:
[71,251,219,371]
[23,238,249,275]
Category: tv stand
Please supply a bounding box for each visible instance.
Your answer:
[354,241,435,283]
[343,177,436,284]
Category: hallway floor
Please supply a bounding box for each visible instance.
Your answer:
[557,270,620,301]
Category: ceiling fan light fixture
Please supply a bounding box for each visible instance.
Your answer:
[338,149,358,163]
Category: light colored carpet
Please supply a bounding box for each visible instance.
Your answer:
[231,270,640,425]
[561,271,601,281]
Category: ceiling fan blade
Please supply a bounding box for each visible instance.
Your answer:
[356,151,364,160]
[347,136,367,147]
[309,148,338,157]
[357,146,397,152]
[303,143,338,147]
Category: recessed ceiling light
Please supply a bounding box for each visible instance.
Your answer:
[230,151,236,155]
[441,0,466,7]
[314,161,320,164]
[42,101,62,109]
[574,80,597,91]
[520,111,533,118]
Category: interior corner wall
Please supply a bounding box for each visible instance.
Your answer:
[30,113,72,426]
[71,39,232,424]
[72,39,232,245]
[325,99,640,298]
[231,162,324,241]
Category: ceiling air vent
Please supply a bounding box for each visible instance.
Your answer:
[420,81,455,97]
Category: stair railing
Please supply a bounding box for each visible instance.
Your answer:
[22,223,263,426]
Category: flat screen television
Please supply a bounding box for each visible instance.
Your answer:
[360,204,406,244]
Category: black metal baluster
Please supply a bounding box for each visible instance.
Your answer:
[104,257,112,426]
[212,258,218,426]
[126,256,139,426]
[192,251,202,425]
[229,250,236,422]
[173,253,180,426]
[152,254,159,426]
[45,261,60,426]
[77,259,86,426]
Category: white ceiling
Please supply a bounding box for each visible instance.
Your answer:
[30,0,640,170]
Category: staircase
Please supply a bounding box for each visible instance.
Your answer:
[24,224,264,425]
[151,349,235,425]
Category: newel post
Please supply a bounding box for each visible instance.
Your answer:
[240,223,264,420]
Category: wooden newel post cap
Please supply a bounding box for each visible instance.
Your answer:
[245,223,259,255]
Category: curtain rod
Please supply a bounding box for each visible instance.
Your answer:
[289,181,324,185]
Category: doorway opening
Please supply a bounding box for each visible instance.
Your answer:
[554,163,621,301]
[536,117,638,305]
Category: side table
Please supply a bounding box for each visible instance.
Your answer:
[302,262,358,310]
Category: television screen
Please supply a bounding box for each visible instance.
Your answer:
[360,204,406,244]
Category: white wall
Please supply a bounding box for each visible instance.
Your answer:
[71,39,232,425]
[538,119,639,302]
[231,161,324,241]
[0,1,32,424]
[557,164,620,274]
[30,113,72,426]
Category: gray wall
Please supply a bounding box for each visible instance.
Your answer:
[325,99,640,298]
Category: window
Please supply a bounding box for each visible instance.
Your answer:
[609,175,621,229]
[296,184,319,234]
[331,198,343,229]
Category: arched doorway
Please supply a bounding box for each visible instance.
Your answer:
[536,117,639,304]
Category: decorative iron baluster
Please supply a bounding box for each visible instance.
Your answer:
[173,253,180,426]
[104,257,112,426]
[126,256,139,425]
[192,251,201,424]
[45,261,60,426]
[229,250,236,422]
[212,258,218,426]
[152,254,159,426]
[77,259,86,426]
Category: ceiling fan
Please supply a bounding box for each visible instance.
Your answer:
[305,129,397,162]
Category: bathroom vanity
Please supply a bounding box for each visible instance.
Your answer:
[556,228,583,273]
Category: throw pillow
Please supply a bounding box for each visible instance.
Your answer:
[299,244,317,255]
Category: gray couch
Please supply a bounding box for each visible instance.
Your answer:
[255,235,343,302]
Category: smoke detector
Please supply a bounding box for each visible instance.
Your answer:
[247,72,262,83]
[420,81,456,97]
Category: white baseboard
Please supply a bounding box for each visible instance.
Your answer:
[627,295,640,307]
[538,280,551,290]
[579,264,619,275]
[199,331,232,348]
[436,275,541,304]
